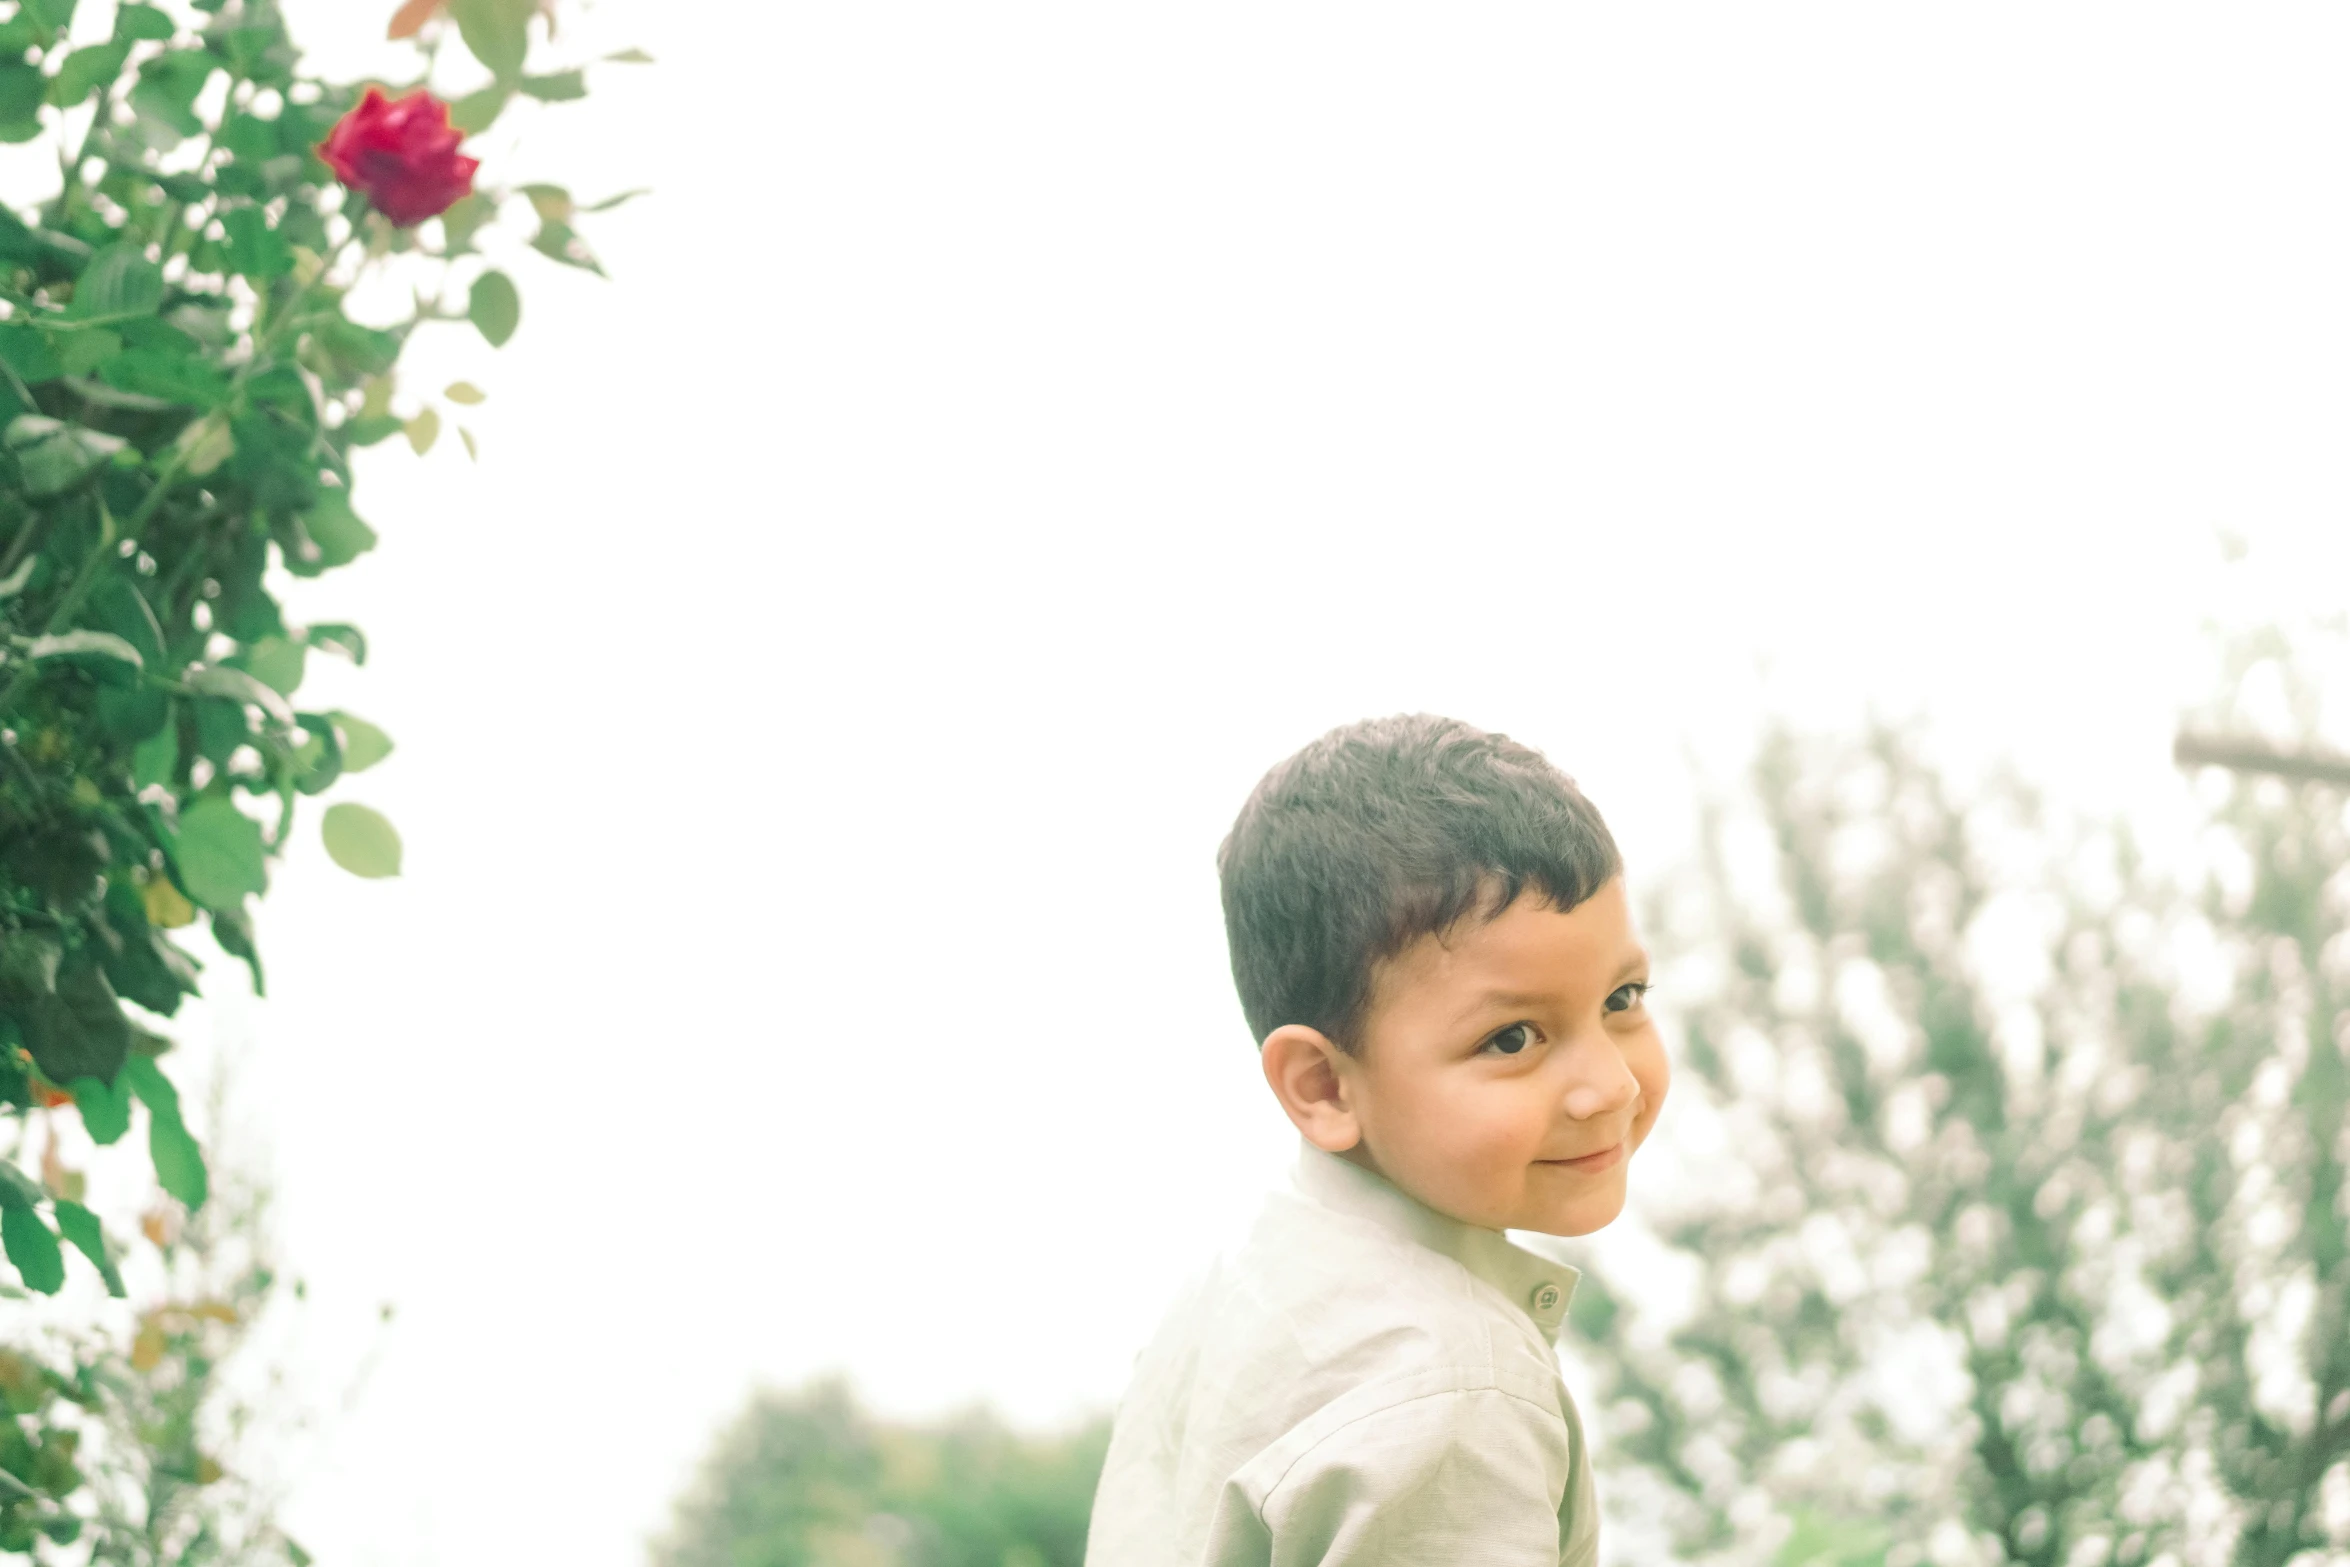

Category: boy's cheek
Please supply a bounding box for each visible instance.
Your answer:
[1632,1036,1672,1142]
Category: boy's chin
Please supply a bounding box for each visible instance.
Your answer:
[1512,1177,1629,1238]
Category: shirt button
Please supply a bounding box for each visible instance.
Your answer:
[1532,1282,1562,1313]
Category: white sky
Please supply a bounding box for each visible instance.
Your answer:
[15,3,2350,1564]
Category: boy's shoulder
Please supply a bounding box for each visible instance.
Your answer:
[1142,1148,1580,1432]
[1231,1157,1575,1383]
[1088,1151,1596,1566]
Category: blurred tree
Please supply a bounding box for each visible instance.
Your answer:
[1577,652,2350,1567]
[73,1163,305,1566]
[4,1062,337,1566]
[654,1380,1108,1567]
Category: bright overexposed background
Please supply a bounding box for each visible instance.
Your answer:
[45,3,2350,1563]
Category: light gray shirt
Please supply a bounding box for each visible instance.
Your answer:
[1086,1143,1600,1567]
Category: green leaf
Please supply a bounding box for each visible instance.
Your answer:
[127,1053,210,1208]
[0,63,46,122]
[193,689,249,761]
[174,412,234,475]
[212,160,265,199]
[173,795,267,909]
[64,377,172,414]
[583,187,652,214]
[404,405,439,454]
[129,49,214,141]
[322,802,401,878]
[0,323,67,385]
[239,636,305,697]
[342,413,403,447]
[221,205,290,282]
[437,191,493,252]
[185,664,293,727]
[317,317,402,378]
[248,362,311,413]
[448,0,533,79]
[51,1201,123,1297]
[99,347,229,408]
[6,413,125,495]
[90,573,165,664]
[446,82,509,134]
[1,1208,63,1295]
[167,304,231,345]
[604,46,654,63]
[216,108,274,164]
[26,629,142,682]
[530,220,602,274]
[149,1112,206,1210]
[290,712,342,795]
[332,712,393,772]
[96,684,166,748]
[443,380,486,404]
[295,489,377,572]
[305,623,367,665]
[121,1051,179,1119]
[52,326,120,376]
[21,957,131,1085]
[468,268,519,347]
[22,0,77,36]
[46,41,129,108]
[0,555,35,597]
[0,1162,41,1211]
[518,181,570,222]
[68,241,165,323]
[112,2,174,40]
[132,722,178,788]
[208,904,262,996]
[519,69,585,102]
[68,1074,130,1145]
[145,170,212,203]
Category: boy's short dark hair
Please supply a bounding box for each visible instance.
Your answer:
[1217,714,1621,1050]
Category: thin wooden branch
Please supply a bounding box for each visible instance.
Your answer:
[2174,730,2350,787]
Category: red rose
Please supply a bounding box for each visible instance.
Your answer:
[317,87,479,228]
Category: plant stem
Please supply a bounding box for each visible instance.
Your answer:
[0,509,44,584]
[45,96,113,233]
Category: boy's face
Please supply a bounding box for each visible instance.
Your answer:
[1321,876,1667,1236]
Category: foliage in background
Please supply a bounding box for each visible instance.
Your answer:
[0,0,634,1553]
[654,1380,1109,1567]
[1576,648,2349,1566]
[53,1076,333,1567]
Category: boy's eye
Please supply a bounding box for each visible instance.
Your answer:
[1605,982,1652,1014]
[1482,1022,1536,1056]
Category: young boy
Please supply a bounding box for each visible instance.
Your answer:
[1086,714,1668,1566]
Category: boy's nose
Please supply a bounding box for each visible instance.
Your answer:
[1560,1041,1640,1123]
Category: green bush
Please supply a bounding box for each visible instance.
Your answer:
[655,1380,1110,1567]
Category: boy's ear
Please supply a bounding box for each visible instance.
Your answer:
[1261,1024,1361,1153]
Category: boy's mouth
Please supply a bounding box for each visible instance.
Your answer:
[1537,1142,1625,1174]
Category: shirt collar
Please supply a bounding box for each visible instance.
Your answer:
[1291,1141,1581,1340]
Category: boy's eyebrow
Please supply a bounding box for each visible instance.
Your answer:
[1454,989,1552,1021]
[1450,952,1653,1025]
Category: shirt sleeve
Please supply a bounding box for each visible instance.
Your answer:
[1256,1386,1579,1567]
